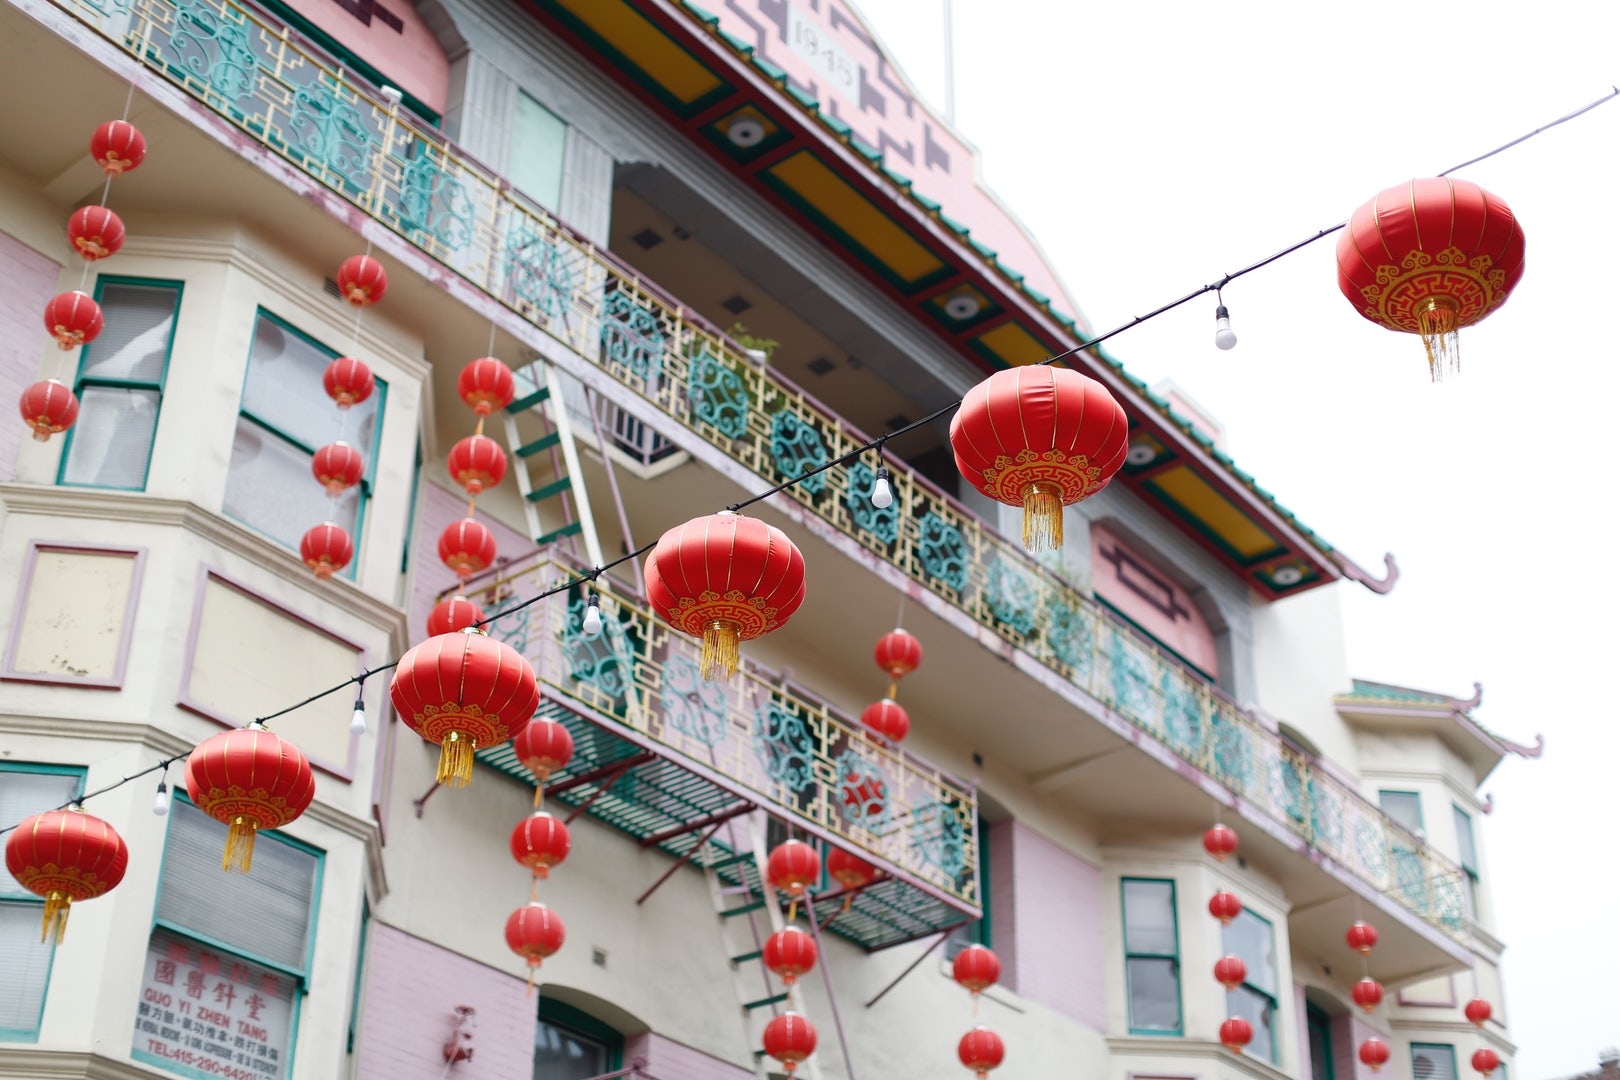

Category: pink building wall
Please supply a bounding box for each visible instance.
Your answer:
[1330,1013,1386,1080]
[0,230,63,482]
[277,0,449,115]
[356,922,535,1080]
[1090,524,1219,678]
[625,1032,752,1079]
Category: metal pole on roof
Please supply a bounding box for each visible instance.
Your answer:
[942,0,956,125]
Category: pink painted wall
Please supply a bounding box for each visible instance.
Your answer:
[277,0,449,115]
[0,230,63,482]
[1330,1013,1386,1080]
[1090,524,1219,678]
[408,480,534,642]
[356,922,535,1080]
[625,1032,752,1079]
[988,821,1104,1029]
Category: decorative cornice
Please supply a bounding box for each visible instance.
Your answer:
[0,715,190,754]
[1106,1036,1294,1080]
[0,1048,171,1079]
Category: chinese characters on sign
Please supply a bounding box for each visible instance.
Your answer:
[131,932,294,1080]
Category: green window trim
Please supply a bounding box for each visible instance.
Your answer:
[1224,906,1279,1063]
[1121,877,1182,1036]
[1305,1002,1334,1080]
[538,998,624,1073]
[347,896,370,1053]
[1411,1041,1460,1080]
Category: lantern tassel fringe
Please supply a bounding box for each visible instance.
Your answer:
[1417,298,1461,382]
[1022,481,1063,552]
[223,817,257,874]
[701,619,741,681]
[39,892,69,944]
[438,731,476,787]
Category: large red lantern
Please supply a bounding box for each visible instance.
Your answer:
[1352,977,1384,1013]
[762,1012,816,1075]
[439,517,498,580]
[510,811,571,880]
[427,594,484,638]
[825,846,878,905]
[860,698,910,744]
[1208,890,1242,925]
[958,1027,1005,1077]
[335,255,387,306]
[644,511,806,681]
[511,718,573,805]
[67,205,125,261]
[1214,955,1248,991]
[44,291,104,350]
[312,442,365,495]
[323,356,375,409]
[458,357,516,418]
[447,434,507,495]
[1360,1038,1392,1072]
[1472,1049,1502,1077]
[1464,998,1493,1027]
[873,628,923,682]
[1203,823,1238,861]
[390,628,540,786]
[19,380,79,442]
[300,522,353,580]
[1219,1016,1253,1053]
[90,120,146,176]
[1335,177,1526,380]
[953,944,1001,1001]
[505,902,565,989]
[1346,920,1379,955]
[185,723,316,873]
[4,807,128,942]
[763,926,818,985]
[949,365,1128,551]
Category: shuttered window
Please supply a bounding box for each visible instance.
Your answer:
[1412,1043,1459,1080]
[0,764,85,1041]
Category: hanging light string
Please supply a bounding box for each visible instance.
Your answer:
[8,87,1616,835]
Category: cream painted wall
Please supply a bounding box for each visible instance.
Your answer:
[1251,582,1362,770]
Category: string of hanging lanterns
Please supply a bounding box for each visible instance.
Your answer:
[1205,821,1253,1055]
[951,943,1004,1075]
[760,838,821,1076]
[861,627,923,745]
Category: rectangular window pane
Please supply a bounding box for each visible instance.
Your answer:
[223,418,360,551]
[1227,984,1276,1063]
[511,93,568,212]
[534,1020,607,1080]
[240,315,379,456]
[0,771,84,897]
[0,901,54,1037]
[79,282,177,384]
[1122,879,1176,955]
[1453,806,1478,872]
[1379,790,1425,834]
[60,386,160,489]
[155,801,317,974]
[1125,956,1180,1032]
[1222,910,1277,995]
[1412,1044,1459,1080]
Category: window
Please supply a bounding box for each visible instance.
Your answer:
[0,764,84,1041]
[534,999,622,1080]
[511,93,568,212]
[1453,805,1480,916]
[1412,1043,1459,1080]
[223,311,384,575]
[1380,790,1427,910]
[1306,1002,1334,1080]
[58,278,182,490]
[1121,878,1181,1034]
[1223,908,1278,1063]
[131,798,320,1080]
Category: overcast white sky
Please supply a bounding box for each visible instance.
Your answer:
[850,1,1619,1074]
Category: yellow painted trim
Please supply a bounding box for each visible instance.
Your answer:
[554,0,724,104]
[973,321,1052,367]
[767,152,946,284]
[1150,466,1279,559]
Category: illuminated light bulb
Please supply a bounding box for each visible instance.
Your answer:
[871,466,894,509]
[1214,304,1238,350]
[350,696,367,735]
[584,595,603,636]
[152,780,170,817]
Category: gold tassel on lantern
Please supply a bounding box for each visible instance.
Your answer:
[439,730,476,787]
[39,891,70,944]
[701,619,741,681]
[1022,481,1063,551]
[223,815,257,874]
[531,769,548,808]
[1416,297,1461,381]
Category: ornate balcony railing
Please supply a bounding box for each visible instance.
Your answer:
[49,0,1464,940]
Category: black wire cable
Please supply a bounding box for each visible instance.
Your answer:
[7,86,1615,835]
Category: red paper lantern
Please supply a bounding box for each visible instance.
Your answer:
[312,442,365,495]
[511,718,574,805]
[390,628,540,787]
[67,205,125,261]
[762,1012,816,1075]
[1213,954,1248,991]
[505,901,565,988]
[949,365,1128,551]
[1336,177,1526,380]
[1464,998,1493,1027]
[958,1027,1005,1077]
[90,120,146,176]
[1219,1016,1253,1053]
[1353,977,1384,1013]
[953,944,1001,998]
[447,434,507,495]
[439,517,498,580]
[44,291,103,350]
[185,724,315,873]
[458,357,516,417]
[644,511,806,681]
[1203,823,1238,861]
[300,522,353,580]
[1208,890,1242,925]
[825,847,877,895]
[323,356,375,409]
[335,255,387,306]
[510,811,570,880]
[1472,1049,1502,1077]
[873,628,923,681]
[1346,920,1379,955]
[763,926,818,985]
[427,594,484,638]
[19,379,79,442]
[4,807,128,942]
[1360,1038,1392,1072]
[766,839,820,904]
[860,698,910,743]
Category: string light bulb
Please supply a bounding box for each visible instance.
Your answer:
[350,692,367,735]
[872,466,893,509]
[152,778,170,817]
[583,594,603,635]
[1214,301,1238,350]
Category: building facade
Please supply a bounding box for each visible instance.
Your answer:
[0,0,1532,1078]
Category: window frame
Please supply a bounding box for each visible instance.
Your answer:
[1411,1041,1460,1080]
[1305,1001,1334,1080]
[1452,804,1480,915]
[535,998,623,1077]
[1223,906,1279,1063]
[1120,876,1182,1037]
[56,275,184,492]
[1378,789,1426,834]
[944,815,993,958]
[0,762,87,1042]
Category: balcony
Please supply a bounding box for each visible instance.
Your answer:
[33,0,1467,945]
